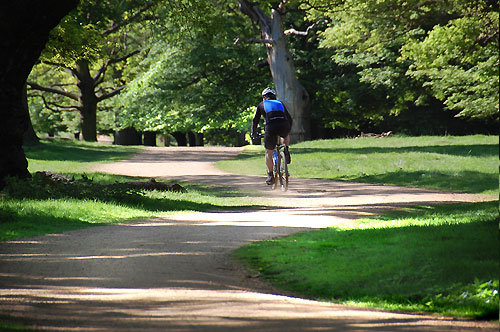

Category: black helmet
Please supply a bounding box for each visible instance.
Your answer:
[261,87,276,99]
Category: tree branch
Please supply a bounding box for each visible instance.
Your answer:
[96,86,126,102]
[35,94,80,113]
[93,49,141,83]
[27,81,79,101]
[103,2,155,35]
[283,28,308,36]
[109,49,141,65]
[51,83,77,88]
[42,60,73,72]
[42,60,80,79]
[234,37,275,45]
[284,19,326,36]
[239,1,273,32]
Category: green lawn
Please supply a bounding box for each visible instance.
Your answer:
[217,135,498,194]
[233,201,499,319]
[1,136,498,320]
[226,135,499,319]
[25,139,142,173]
[0,140,263,241]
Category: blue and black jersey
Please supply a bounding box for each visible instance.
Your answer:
[252,99,293,134]
[263,99,286,123]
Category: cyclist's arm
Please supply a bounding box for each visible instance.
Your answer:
[252,103,264,136]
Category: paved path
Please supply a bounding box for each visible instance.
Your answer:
[0,146,496,331]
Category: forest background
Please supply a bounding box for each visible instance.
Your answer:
[26,0,499,147]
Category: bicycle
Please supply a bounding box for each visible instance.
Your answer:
[253,132,289,192]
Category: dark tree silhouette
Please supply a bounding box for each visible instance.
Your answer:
[0,0,79,187]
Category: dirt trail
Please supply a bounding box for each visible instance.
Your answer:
[0,146,496,331]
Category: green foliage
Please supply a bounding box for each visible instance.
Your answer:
[27,0,499,141]
[117,6,269,139]
[28,100,68,136]
[305,0,432,121]
[423,279,499,318]
[303,0,499,130]
[401,12,499,118]
[28,0,161,140]
[43,12,102,64]
[233,201,499,318]
[28,62,82,133]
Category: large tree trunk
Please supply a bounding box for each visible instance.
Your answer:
[143,131,157,146]
[239,2,310,143]
[195,132,204,146]
[0,1,79,187]
[172,132,187,146]
[76,59,98,142]
[267,10,310,143]
[188,132,197,146]
[114,127,142,145]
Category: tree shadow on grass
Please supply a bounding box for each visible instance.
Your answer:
[349,170,498,194]
[24,140,140,163]
[237,202,499,319]
[1,172,266,221]
[0,176,266,241]
[291,144,498,158]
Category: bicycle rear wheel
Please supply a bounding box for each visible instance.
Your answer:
[279,151,288,192]
[272,154,279,190]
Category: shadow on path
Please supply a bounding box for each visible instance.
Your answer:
[0,146,496,331]
[0,218,496,331]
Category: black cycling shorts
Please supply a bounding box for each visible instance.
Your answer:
[264,121,291,150]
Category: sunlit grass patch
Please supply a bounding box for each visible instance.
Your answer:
[233,201,499,319]
[0,140,264,241]
[0,197,154,241]
[217,135,498,194]
[25,139,141,174]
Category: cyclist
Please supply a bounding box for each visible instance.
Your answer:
[251,87,293,185]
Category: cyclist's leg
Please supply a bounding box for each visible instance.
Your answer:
[265,148,275,185]
[274,121,291,147]
[283,135,290,146]
[265,149,274,173]
[264,125,278,184]
[278,122,292,164]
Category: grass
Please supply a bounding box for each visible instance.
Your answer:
[0,318,29,331]
[0,140,263,241]
[25,139,142,173]
[217,135,499,195]
[223,135,499,319]
[2,136,498,320]
[233,201,499,319]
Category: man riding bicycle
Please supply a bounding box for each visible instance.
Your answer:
[251,87,293,185]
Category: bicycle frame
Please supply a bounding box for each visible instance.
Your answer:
[268,136,288,191]
[254,132,289,191]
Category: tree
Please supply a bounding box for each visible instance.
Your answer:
[0,0,79,187]
[304,0,499,129]
[238,1,311,142]
[27,1,152,142]
[117,4,270,145]
[401,6,499,119]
